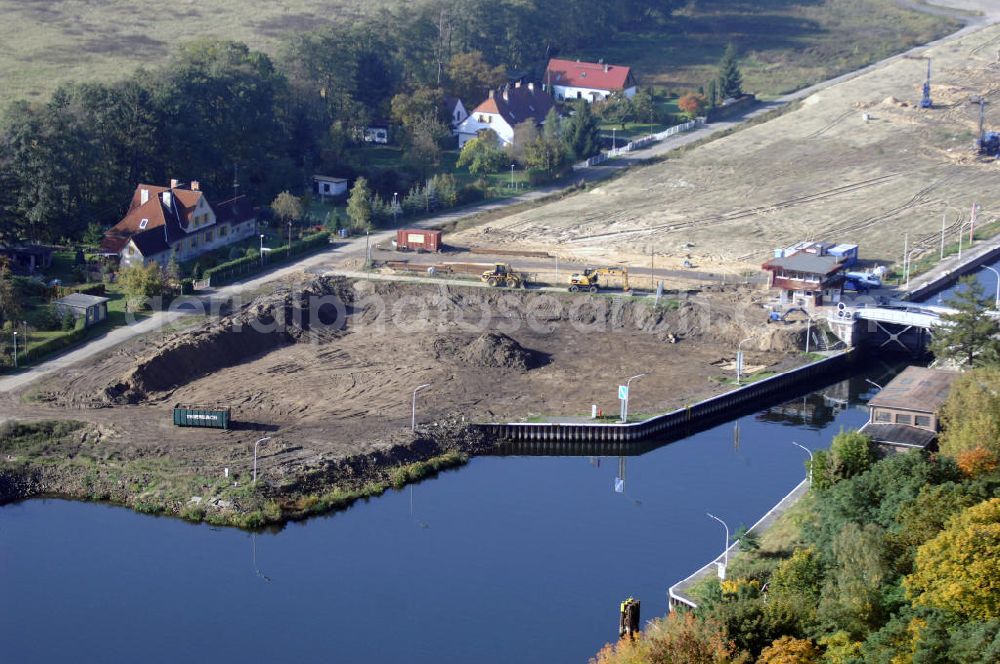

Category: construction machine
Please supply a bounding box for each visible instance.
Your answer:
[975,97,1000,156]
[480,262,524,288]
[568,266,631,293]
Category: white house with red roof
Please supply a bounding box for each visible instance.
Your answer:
[101,179,257,268]
[544,58,637,102]
[454,82,555,148]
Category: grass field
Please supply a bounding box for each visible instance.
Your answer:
[582,0,959,98]
[0,1,958,107]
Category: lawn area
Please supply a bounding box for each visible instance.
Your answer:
[579,0,958,99]
[348,145,538,197]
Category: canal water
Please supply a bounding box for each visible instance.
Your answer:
[0,366,899,664]
[923,254,1000,304]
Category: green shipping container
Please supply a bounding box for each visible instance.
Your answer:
[173,405,231,430]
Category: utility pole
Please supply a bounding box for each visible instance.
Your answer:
[12,331,18,369]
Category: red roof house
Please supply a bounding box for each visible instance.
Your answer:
[544,58,638,102]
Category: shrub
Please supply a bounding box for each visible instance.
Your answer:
[956,446,998,478]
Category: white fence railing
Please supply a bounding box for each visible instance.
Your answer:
[573,118,704,170]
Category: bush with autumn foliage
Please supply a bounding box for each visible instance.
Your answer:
[591,428,1000,663]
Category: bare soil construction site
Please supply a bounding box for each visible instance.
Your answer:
[449,20,1000,276]
[1,276,806,525]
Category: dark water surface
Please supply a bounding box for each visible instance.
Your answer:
[1,366,899,664]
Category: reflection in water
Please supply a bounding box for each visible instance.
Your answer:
[251,533,271,583]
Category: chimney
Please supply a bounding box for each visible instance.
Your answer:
[191,180,200,191]
[502,85,509,101]
[140,188,149,205]
[169,178,180,189]
[604,64,609,73]
[515,81,522,88]
[162,191,172,208]
[489,89,495,99]
[527,82,535,92]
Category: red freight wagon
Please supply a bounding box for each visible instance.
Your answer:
[394,229,442,252]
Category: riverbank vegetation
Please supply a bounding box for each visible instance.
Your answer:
[0,419,468,529]
[592,418,1000,662]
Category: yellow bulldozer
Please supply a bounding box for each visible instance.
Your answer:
[568,266,631,293]
[480,263,524,288]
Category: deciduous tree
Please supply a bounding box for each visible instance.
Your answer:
[457,130,507,177]
[678,92,708,119]
[905,498,1000,621]
[939,367,1000,459]
[756,636,820,664]
[346,177,373,231]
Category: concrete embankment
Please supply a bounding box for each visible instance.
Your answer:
[667,478,810,610]
[482,350,856,447]
[906,235,1000,302]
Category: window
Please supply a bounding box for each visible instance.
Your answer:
[127,246,135,256]
[576,91,582,99]
[324,183,331,193]
[915,415,932,428]
[220,225,228,236]
[206,231,213,242]
[138,218,149,230]
[895,413,912,425]
[874,411,891,423]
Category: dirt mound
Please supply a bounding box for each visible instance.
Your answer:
[462,332,538,371]
[103,277,352,404]
[433,332,540,372]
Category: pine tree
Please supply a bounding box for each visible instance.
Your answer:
[717,43,744,99]
[562,100,601,160]
[930,276,1000,367]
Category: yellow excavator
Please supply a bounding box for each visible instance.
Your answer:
[568,266,631,293]
[480,263,524,288]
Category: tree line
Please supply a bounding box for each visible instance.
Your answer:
[0,0,686,245]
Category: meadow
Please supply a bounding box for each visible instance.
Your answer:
[0,0,957,107]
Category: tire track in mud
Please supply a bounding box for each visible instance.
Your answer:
[566,173,905,244]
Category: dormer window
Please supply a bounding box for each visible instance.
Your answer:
[139,218,149,230]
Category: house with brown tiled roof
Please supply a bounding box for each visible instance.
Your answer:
[544,58,637,103]
[101,179,257,268]
[454,82,555,148]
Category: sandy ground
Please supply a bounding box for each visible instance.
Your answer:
[448,16,1000,275]
[2,278,804,478]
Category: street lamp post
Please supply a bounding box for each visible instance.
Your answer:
[612,127,616,152]
[412,383,431,432]
[706,512,730,573]
[904,246,923,289]
[621,373,648,423]
[510,163,515,189]
[792,441,814,485]
[259,234,265,267]
[983,265,1000,308]
[736,336,753,385]
[252,436,271,484]
[288,219,292,251]
[12,331,17,369]
[393,192,399,227]
[365,229,371,268]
